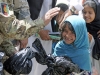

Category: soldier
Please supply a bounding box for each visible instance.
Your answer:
[0,0,60,74]
[0,0,60,57]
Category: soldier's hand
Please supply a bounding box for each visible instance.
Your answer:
[43,7,60,26]
[20,38,28,49]
[38,30,51,40]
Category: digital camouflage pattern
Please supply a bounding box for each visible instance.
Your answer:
[0,0,45,56]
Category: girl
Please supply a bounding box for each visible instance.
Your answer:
[53,15,91,74]
[82,0,100,74]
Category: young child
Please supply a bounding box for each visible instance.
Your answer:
[53,15,91,74]
[55,3,69,27]
[52,3,69,53]
[82,0,100,74]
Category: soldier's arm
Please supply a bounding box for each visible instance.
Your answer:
[0,8,60,40]
[13,0,31,20]
[0,14,45,40]
[0,38,17,56]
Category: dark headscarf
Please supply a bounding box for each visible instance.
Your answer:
[84,0,100,38]
[83,0,100,60]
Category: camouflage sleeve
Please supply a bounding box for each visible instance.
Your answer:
[0,33,3,45]
[0,0,44,57]
[0,38,17,56]
[13,0,31,20]
[0,14,45,40]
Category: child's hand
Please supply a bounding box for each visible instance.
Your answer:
[38,30,51,40]
[88,32,93,43]
[20,38,28,49]
[92,67,99,75]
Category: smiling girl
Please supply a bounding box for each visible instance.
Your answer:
[53,15,91,74]
[82,0,100,74]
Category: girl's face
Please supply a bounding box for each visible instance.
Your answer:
[82,5,95,23]
[62,25,76,44]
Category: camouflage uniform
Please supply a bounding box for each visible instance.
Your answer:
[0,0,45,56]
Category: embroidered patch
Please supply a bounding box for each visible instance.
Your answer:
[0,2,9,16]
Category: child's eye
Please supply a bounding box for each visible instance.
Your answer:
[82,11,86,14]
[71,31,75,34]
[89,12,93,15]
[64,30,68,33]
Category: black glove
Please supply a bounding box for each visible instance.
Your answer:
[3,47,35,74]
[32,38,47,65]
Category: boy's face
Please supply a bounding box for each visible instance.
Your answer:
[82,5,95,23]
[62,25,75,44]
[56,10,64,24]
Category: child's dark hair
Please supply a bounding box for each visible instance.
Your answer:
[55,3,69,32]
[83,0,96,13]
[56,3,69,12]
[60,21,75,40]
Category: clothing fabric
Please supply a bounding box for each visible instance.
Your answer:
[0,0,45,56]
[86,0,100,39]
[27,0,56,32]
[28,36,52,75]
[38,0,52,32]
[27,0,56,75]
[0,0,45,75]
[53,15,91,71]
[84,0,100,74]
[27,0,43,20]
[90,37,100,74]
[86,0,100,60]
[0,15,44,56]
